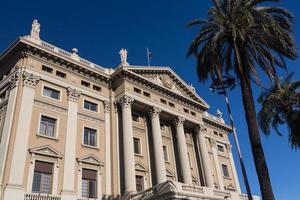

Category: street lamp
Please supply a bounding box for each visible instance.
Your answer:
[210,75,253,200]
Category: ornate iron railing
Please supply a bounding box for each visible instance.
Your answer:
[24,193,61,200]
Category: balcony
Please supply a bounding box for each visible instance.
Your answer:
[24,193,61,200]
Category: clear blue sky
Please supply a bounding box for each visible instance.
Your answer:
[0,1,299,199]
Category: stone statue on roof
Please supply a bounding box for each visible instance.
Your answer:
[216,108,223,119]
[119,48,129,66]
[30,19,40,40]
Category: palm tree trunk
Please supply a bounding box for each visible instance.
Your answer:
[234,42,275,200]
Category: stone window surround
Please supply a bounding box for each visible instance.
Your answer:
[82,125,100,149]
[41,84,62,102]
[82,98,99,113]
[133,137,143,157]
[37,112,60,140]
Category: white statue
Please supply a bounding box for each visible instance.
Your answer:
[190,84,196,92]
[216,108,223,119]
[30,19,40,40]
[119,48,129,66]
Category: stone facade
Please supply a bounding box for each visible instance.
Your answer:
[0,21,260,200]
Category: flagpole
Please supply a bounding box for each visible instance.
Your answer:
[146,47,150,66]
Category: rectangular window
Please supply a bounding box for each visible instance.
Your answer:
[191,111,196,117]
[213,131,218,136]
[134,87,142,94]
[163,146,168,161]
[84,127,97,147]
[82,169,97,198]
[32,161,53,194]
[135,175,144,192]
[222,164,230,177]
[42,65,53,73]
[84,100,98,112]
[219,133,224,137]
[183,108,189,114]
[217,145,225,152]
[39,115,57,137]
[160,99,167,104]
[132,113,139,122]
[56,71,66,78]
[133,138,141,155]
[93,85,101,92]
[143,91,151,98]
[81,80,90,88]
[168,102,175,108]
[43,86,60,100]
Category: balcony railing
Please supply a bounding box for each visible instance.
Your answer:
[24,193,61,200]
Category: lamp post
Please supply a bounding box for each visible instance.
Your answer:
[210,75,253,200]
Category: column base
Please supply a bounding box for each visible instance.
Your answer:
[3,184,25,200]
[61,190,77,200]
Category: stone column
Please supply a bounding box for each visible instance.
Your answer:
[196,125,214,188]
[226,144,241,193]
[149,107,166,184]
[118,95,136,193]
[61,87,81,200]
[3,72,40,200]
[104,101,112,196]
[174,116,192,184]
[210,138,225,191]
[0,69,20,194]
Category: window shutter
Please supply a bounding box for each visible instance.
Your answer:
[82,169,97,180]
[34,161,53,174]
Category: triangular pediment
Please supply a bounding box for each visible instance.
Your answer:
[125,67,209,108]
[29,145,63,158]
[135,162,147,172]
[166,169,175,177]
[226,184,236,191]
[77,155,104,166]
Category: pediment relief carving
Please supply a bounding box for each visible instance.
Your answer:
[135,162,147,172]
[77,155,104,166]
[29,145,63,158]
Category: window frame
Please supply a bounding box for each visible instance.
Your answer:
[135,175,145,192]
[42,65,53,73]
[221,164,230,178]
[83,99,99,113]
[81,168,98,199]
[55,70,66,78]
[133,137,142,156]
[162,145,169,162]
[82,126,99,148]
[37,113,59,140]
[31,160,54,195]
[42,85,62,101]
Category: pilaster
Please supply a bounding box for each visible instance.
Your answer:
[3,72,40,200]
[226,144,241,193]
[210,138,225,191]
[104,101,112,196]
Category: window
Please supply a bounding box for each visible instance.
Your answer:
[222,164,230,177]
[160,99,167,104]
[219,133,224,137]
[93,85,101,92]
[213,131,218,136]
[56,71,66,78]
[43,86,60,100]
[163,146,168,161]
[217,145,225,152]
[84,100,98,112]
[135,175,144,192]
[168,102,175,108]
[81,80,90,88]
[84,127,97,147]
[191,111,196,117]
[82,169,97,198]
[32,161,53,194]
[183,108,189,114]
[42,65,53,73]
[133,138,141,155]
[39,115,57,137]
[134,87,142,94]
[132,113,139,122]
[143,91,151,98]
[188,152,192,168]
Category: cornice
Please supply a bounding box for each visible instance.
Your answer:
[203,117,232,133]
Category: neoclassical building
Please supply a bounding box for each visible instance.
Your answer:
[0,20,259,200]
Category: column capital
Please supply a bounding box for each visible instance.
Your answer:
[22,72,40,88]
[67,87,81,102]
[196,124,207,134]
[104,101,110,113]
[149,107,161,118]
[9,68,21,89]
[174,116,185,127]
[117,95,134,108]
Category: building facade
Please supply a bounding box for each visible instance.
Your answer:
[0,20,258,200]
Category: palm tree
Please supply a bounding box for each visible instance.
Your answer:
[258,73,300,149]
[187,0,297,200]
